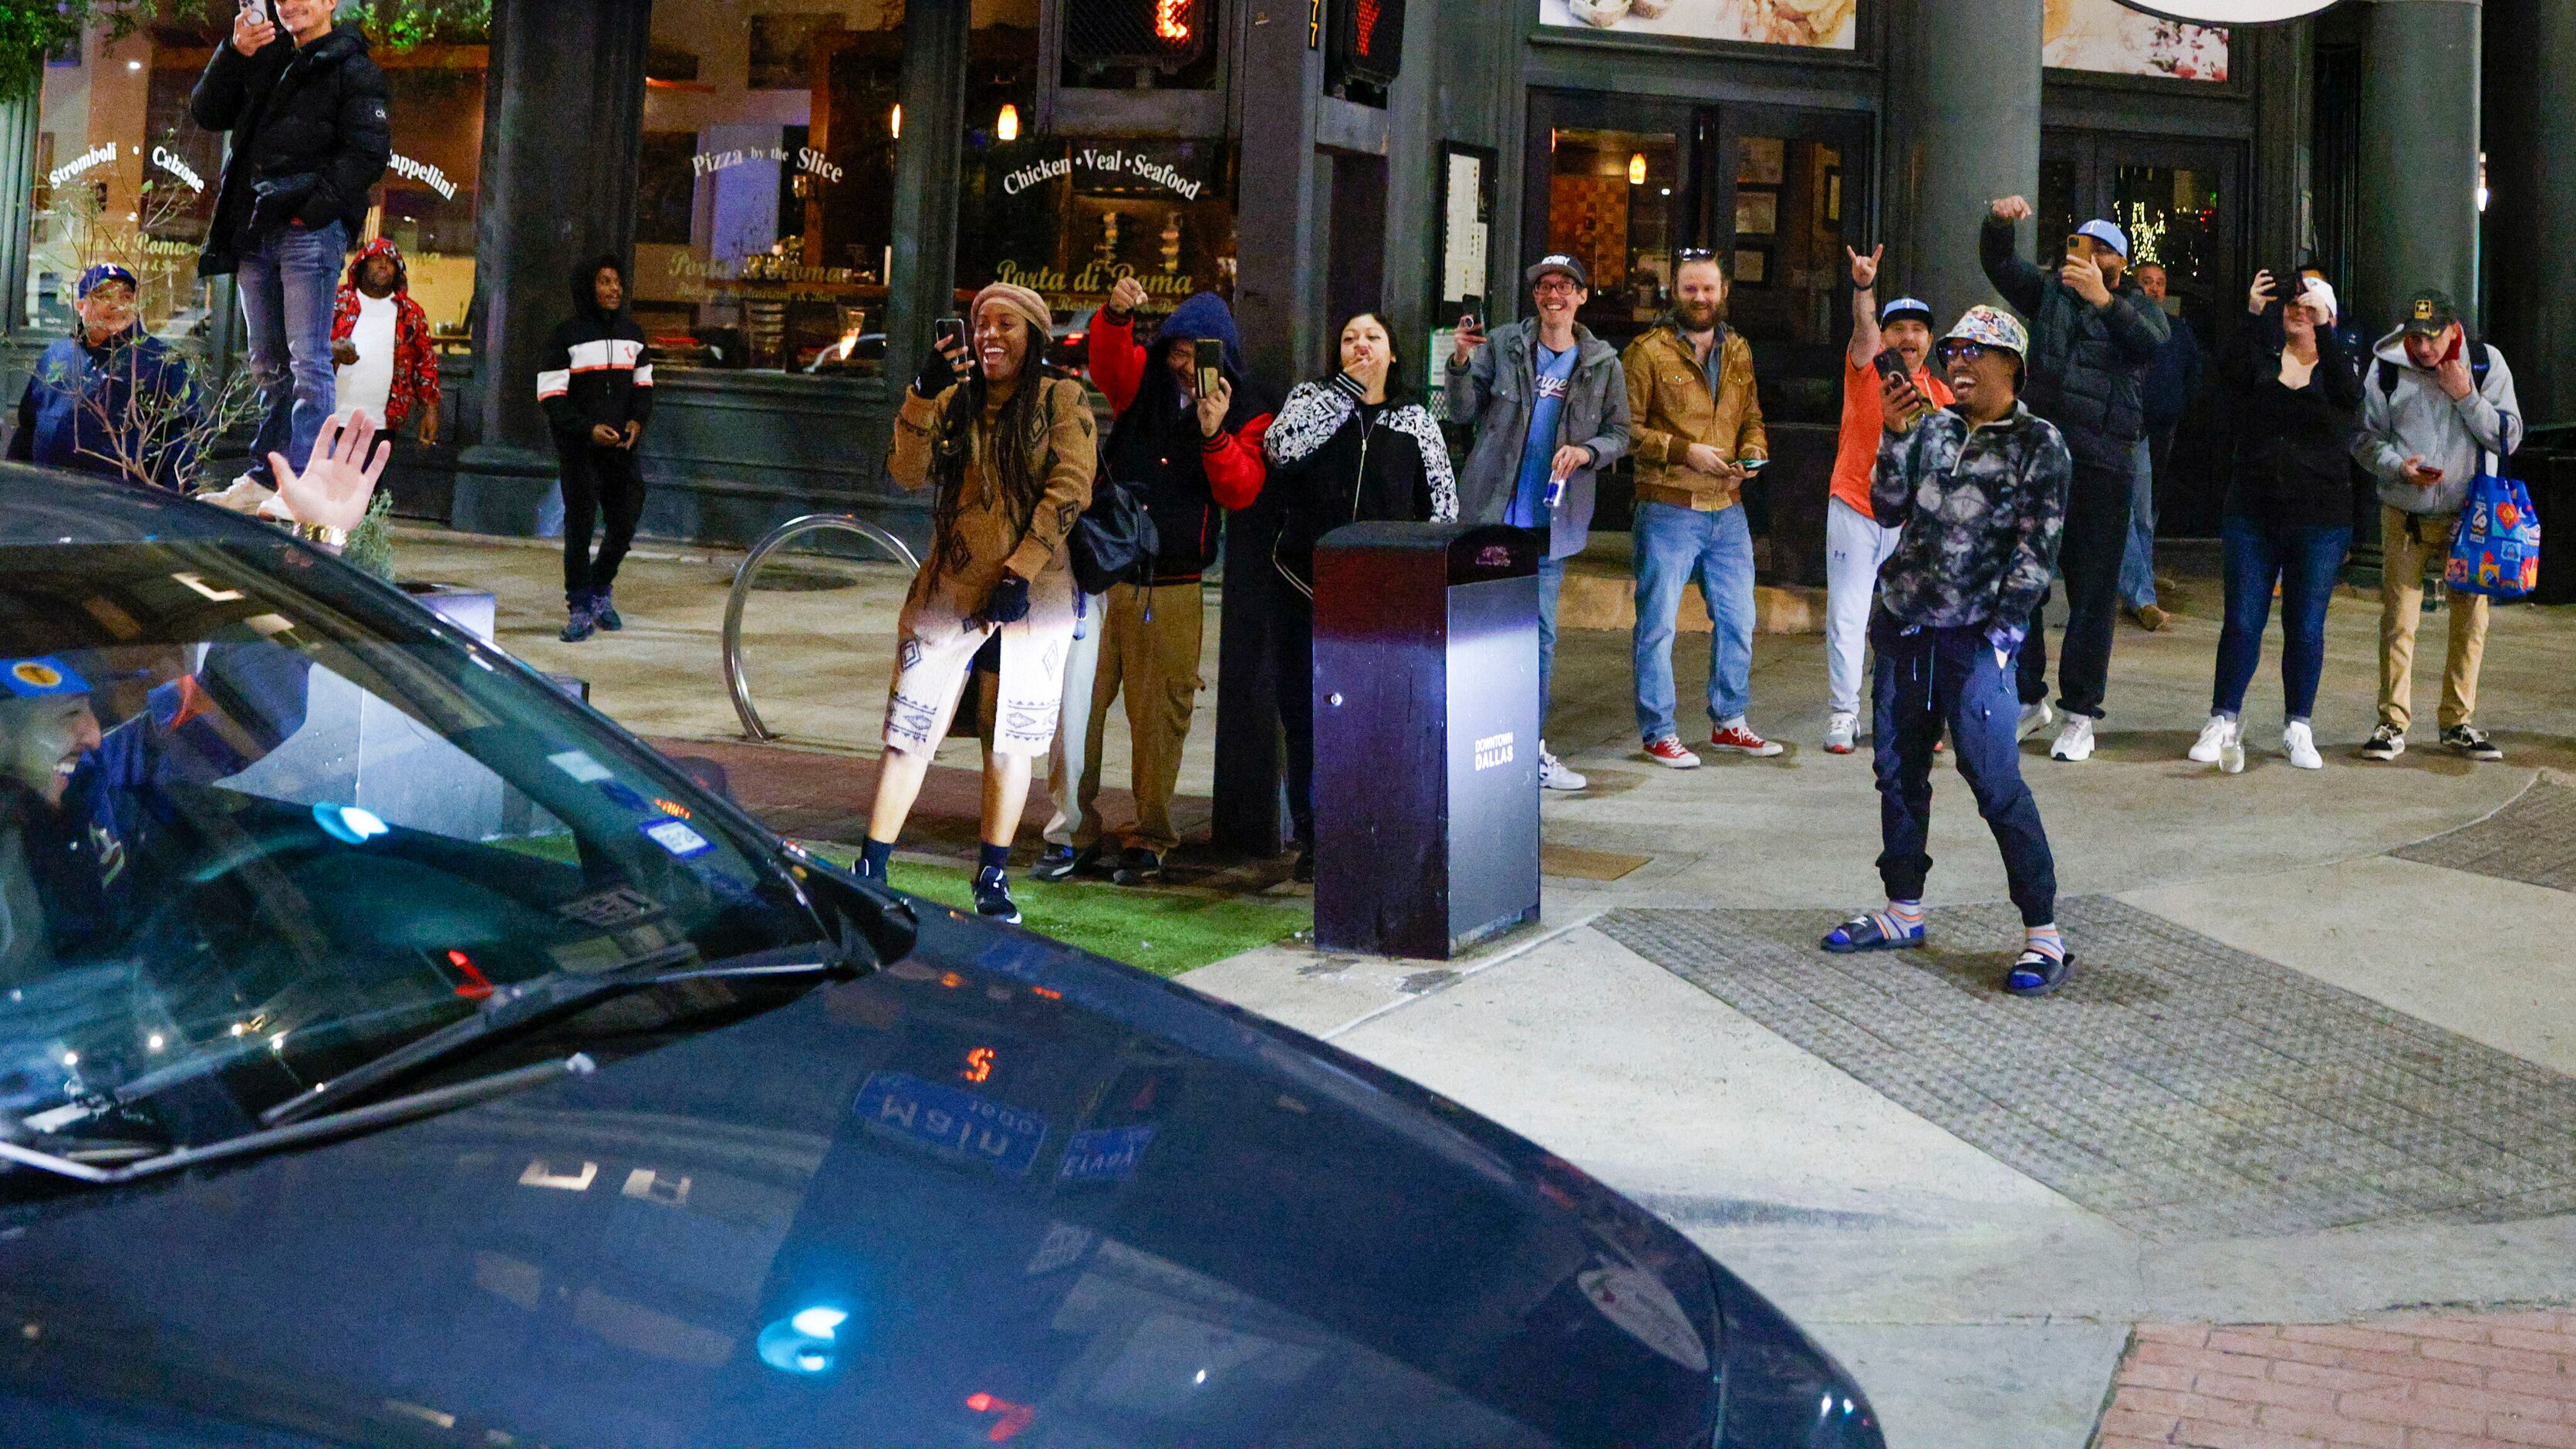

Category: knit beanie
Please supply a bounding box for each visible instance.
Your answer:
[971,282,1054,340]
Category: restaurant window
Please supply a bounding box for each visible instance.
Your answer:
[633,0,902,377]
[25,18,483,350]
[951,1,1237,362]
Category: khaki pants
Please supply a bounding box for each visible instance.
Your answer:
[2378,505,2488,734]
[1075,581,1206,853]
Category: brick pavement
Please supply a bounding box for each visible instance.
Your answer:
[2095,1314,2576,1447]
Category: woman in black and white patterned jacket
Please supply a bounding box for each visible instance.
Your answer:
[1258,309,1457,882]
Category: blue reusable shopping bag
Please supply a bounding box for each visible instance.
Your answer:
[2446,451,2543,600]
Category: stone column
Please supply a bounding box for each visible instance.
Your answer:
[2352,0,2481,336]
[881,0,971,394]
[452,0,653,533]
[2481,0,2568,423]
[0,91,36,342]
[1210,1,1330,856]
[1894,0,2041,319]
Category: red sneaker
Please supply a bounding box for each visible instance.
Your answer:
[1643,735,1702,769]
[1710,723,1784,758]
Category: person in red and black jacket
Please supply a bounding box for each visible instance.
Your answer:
[1034,280,1274,886]
[538,254,654,643]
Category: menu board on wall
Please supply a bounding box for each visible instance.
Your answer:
[1534,0,1857,49]
[2044,0,2230,82]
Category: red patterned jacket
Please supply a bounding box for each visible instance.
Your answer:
[330,238,441,431]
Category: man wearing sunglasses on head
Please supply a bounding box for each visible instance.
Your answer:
[1823,306,2074,997]
[1980,199,2169,763]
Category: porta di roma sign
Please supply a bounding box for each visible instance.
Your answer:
[2117,0,2342,21]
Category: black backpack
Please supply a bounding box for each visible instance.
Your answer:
[1070,475,1161,596]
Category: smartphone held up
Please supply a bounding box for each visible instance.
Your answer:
[1874,347,1926,432]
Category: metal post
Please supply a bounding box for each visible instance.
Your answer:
[1896,0,2041,317]
[883,0,971,397]
[2482,0,2569,424]
[2354,0,2482,335]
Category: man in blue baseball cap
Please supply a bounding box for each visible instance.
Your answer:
[1980,196,2170,763]
[6,263,199,491]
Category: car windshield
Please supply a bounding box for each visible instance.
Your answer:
[0,537,822,1166]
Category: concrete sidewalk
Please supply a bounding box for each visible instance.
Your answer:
[400,525,2576,1447]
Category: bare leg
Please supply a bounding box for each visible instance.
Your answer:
[981,749,1035,849]
[867,744,936,843]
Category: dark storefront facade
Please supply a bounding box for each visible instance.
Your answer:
[0,0,2554,558]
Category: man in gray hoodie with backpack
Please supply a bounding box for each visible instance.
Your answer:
[2354,288,2522,764]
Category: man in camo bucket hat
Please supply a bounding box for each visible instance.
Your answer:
[1821,302,2080,998]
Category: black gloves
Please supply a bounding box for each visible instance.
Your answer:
[914,344,967,400]
[981,573,1031,625]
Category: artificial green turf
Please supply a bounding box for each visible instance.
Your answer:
[796,845,1308,978]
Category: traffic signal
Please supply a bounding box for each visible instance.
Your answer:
[1327,0,1404,91]
[1063,0,1210,74]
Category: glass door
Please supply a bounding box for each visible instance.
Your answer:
[1524,92,1697,355]
[2042,129,2245,535]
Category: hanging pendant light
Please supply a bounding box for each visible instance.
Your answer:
[996,103,1020,143]
[1628,152,1647,186]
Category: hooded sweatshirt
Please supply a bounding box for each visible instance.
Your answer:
[1087,292,1276,583]
[331,238,441,431]
[2355,328,2521,517]
[538,255,653,440]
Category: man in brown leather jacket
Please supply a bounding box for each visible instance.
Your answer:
[1619,252,1777,768]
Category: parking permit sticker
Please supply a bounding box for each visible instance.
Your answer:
[1058,1124,1155,1184]
[597,780,650,812]
[548,748,613,783]
[855,1072,1046,1177]
[640,819,714,858]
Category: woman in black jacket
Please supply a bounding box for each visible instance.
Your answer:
[2189,270,2362,773]
[1258,309,1457,880]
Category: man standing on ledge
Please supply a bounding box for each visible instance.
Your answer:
[1447,254,1631,792]
[1822,306,2075,998]
[191,0,390,494]
[1980,198,2167,762]
[1619,249,1778,769]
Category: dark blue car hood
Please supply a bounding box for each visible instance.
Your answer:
[0,899,1750,1449]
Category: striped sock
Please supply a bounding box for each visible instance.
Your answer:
[1872,900,1926,940]
[2024,924,2065,962]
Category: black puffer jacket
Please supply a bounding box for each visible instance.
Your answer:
[1979,216,2169,465]
[190,24,391,275]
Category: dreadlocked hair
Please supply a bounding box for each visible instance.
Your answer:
[926,363,1073,576]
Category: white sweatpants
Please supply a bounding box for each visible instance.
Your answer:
[1041,591,1107,847]
[1825,496,1904,718]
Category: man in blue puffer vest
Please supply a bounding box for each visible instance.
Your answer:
[7,265,198,491]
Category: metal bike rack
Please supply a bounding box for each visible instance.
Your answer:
[722,512,920,741]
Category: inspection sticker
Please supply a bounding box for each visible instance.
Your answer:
[639,819,714,858]
[548,748,613,783]
[1058,1124,1155,1184]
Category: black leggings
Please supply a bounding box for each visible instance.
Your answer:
[1272,592,1315,849]
[560,438,645,606]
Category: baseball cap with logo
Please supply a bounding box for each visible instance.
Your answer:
[1879,296,1936,329]
[2402,288,2460,337]
[2074,219,2130,260]
[1524,254,1592,290]
[76,263,137,300]
[2,657,92,698]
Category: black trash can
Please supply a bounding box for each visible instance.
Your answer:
[2522,439,2576,605]
[1312,522,1542,960]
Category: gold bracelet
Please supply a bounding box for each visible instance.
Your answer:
[293,522,348,549]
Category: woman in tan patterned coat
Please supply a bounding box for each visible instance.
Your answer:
[856,282,1096,924]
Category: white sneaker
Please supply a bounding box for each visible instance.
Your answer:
[2017,700,2055,742]
[2283,721,2323,771]
[1824,713,1859,755]
[2050,716,2096,762]
[2189,714,2234,764]
[1538,743,1588,792]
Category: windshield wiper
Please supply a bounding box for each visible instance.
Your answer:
[257,942,852,1130]
[0,1053,598,1187]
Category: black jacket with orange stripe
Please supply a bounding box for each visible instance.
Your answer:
[538,255,654,440]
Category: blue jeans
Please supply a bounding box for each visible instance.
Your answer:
[1632,500,1755,742]
[238,221,346,484]
[2213,515,2351,722]
[1873,622,2058,927]
[2119,432,2159,610]
[1537,555,1565,731]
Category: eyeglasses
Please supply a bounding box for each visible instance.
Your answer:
[1938,341,1998,363]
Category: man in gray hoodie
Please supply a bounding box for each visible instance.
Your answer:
[1446,254,1632,792]
[2354,289,2522,763]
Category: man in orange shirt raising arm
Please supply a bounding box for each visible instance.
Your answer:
[1821,245,1950,755]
